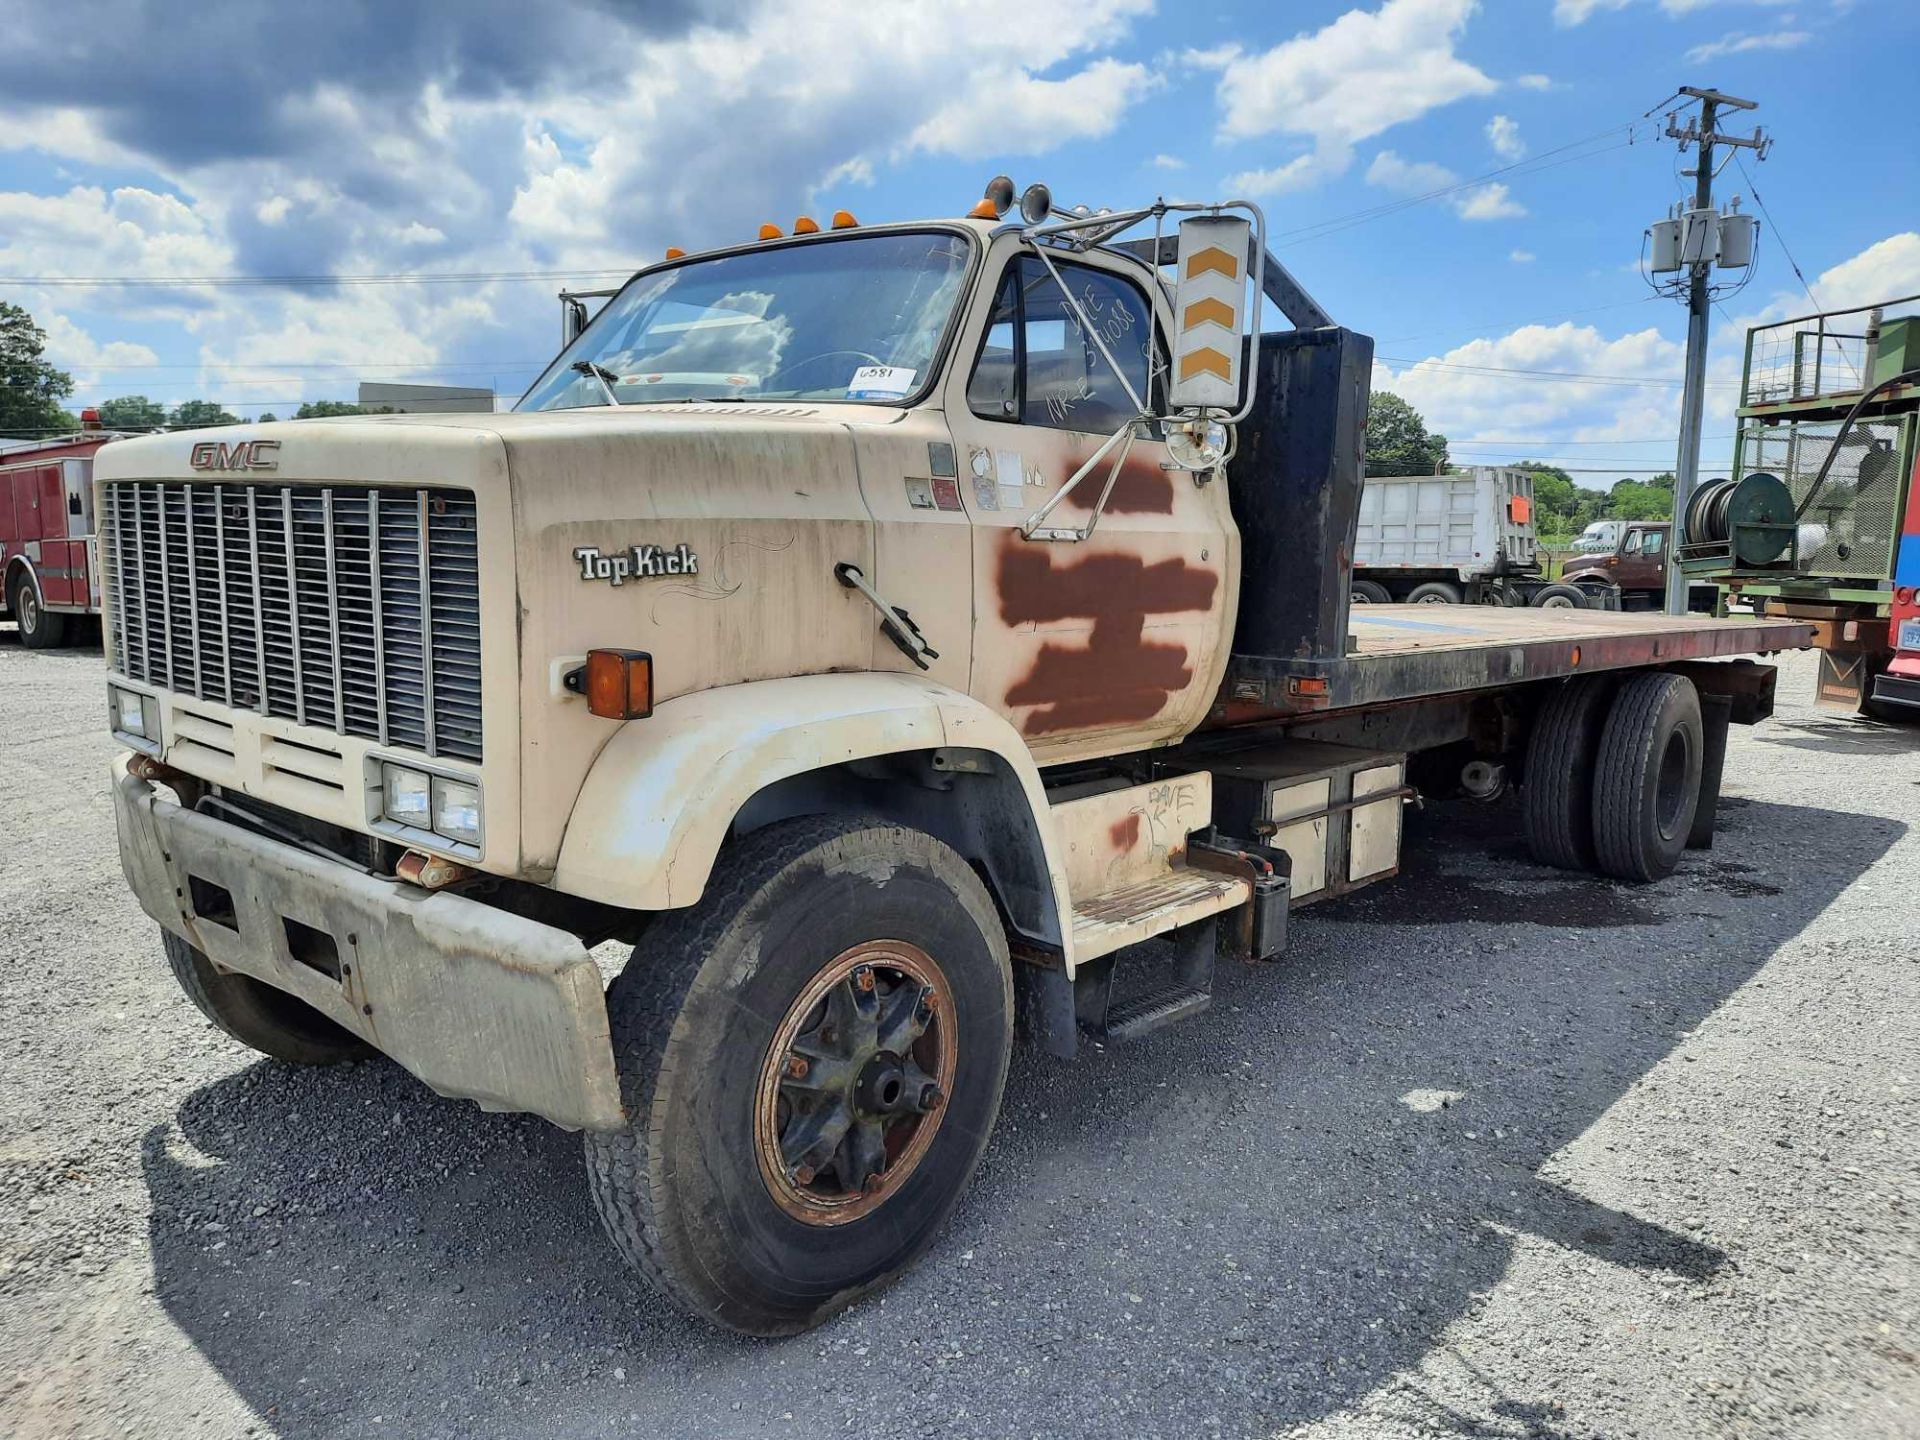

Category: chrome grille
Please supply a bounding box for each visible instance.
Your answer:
[100,482,483,762]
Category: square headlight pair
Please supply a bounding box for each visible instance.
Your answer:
[381,763,481,848]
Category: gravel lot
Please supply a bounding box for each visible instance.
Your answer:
[2,628,1915,1440]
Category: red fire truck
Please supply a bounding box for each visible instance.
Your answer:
[0,411,125,648]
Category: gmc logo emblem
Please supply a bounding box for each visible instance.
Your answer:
[189,439,280,472]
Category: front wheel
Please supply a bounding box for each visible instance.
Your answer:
[585,816,1013,1335]
[162,930,371,1065]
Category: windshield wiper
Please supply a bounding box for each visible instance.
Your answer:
[571,359,625,408]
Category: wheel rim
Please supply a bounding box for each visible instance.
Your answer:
[1540,593,1576,609]
[1414,592,1449,604]
[753,939,955,1227]
[1654,729,1692,837]
[16,586,37,634]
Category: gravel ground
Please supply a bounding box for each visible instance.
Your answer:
[1,629,1915,1440]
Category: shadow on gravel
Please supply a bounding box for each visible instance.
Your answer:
[142,794,1905,1439]
[1753,712,1920,757]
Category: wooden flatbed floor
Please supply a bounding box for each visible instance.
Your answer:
[1226,604,1814,715]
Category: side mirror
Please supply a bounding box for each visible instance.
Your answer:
[561,295,589,348]
[1168,214,1252,414]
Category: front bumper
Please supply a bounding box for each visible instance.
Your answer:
[113,761,623,1131]
[1871,669,1920,712]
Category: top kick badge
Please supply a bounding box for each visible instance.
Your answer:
[575,543,700,585]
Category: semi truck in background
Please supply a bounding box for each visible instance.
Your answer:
[0,412,126,648]
[1350,467,1591,608]
[93,181,1812,1335]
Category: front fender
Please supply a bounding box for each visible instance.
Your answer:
[549,671,1074,947]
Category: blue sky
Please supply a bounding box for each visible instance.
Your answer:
[2,0,1915,487]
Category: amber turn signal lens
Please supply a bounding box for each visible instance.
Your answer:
[664,246,686,259]
[830,210,858,229]
[758,222,783,240]
[583,649,653,720]
[793,215,820,234]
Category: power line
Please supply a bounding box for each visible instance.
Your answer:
[1734,152,1818,311]
[1376,355,1736,388]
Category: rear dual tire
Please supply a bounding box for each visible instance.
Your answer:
[1523,671,1703,882]
[9,573,69,649]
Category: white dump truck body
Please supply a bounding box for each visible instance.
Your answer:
[1354,467,1539,584]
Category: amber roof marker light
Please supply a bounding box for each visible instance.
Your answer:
[830,210,859,229]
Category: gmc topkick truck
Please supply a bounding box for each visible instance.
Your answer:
[96,182,1810,1334]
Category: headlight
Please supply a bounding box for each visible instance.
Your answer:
[382,765,432,829]
[110,686,149,739]
[431,776,482,846]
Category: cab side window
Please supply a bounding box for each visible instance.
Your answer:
[965,257,1154,434]
[1641,529,1666,556]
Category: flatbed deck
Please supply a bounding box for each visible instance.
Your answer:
[1225,605,1815,715]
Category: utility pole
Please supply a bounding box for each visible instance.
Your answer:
[1659,87,1768,614]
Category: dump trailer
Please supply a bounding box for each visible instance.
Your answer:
[1351,466,1590,607]
[1690,296,1920,712]
[97,180,1812,1336]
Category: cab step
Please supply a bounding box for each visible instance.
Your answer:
[1103,983,1212,1042]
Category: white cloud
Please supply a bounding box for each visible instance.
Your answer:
[39,313,160,372]
[1366,149,1529,221]
[1553,0,1630,22]
[905,57,1158,159]
[1150,154,1186,171]
[1366,150,1456,192]
[1456,182,1525,220]
[0,0,1169,413]
[1195,0,1495,187]
[1226,154,1333,197]
[1684,27,1810,62]
[1510,248,1536,263]
[1486,114,1524,160]
[1805,232,1920,311]
[1514,73,1554,90]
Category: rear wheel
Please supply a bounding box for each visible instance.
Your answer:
[1592,672,1703,882]
[9,572,69,649]
[162,930,371,1065]
[1529,583,1587,610]
[1405,581,1462,605]
[585,816,1013,1335]
[1522,675,1616,871]
[1350,579,1391,604]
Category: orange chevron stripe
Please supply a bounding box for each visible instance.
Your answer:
[1184,245,1239,280]
[1182,296,1237,332]
[1178,347,1232,383]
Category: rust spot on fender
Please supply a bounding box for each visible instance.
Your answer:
[997,540,1218,735]
[1054,452,1175,516]
[1109,813,1141,850]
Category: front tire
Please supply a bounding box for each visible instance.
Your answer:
[9,573,69,649]
[585,816,1013,1335]
[162,930,371,1065]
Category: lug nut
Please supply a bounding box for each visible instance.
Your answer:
[863,1170,885,1193]
[785,1054,809,1079]
[793,1164,815,1185]
[855,967,875,993]
[919,1083,945,1111]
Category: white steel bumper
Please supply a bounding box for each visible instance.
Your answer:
[112,761,623,1131]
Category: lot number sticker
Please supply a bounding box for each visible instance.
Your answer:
[846,365,916,400]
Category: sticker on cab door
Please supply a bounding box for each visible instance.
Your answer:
[845,365,916,400]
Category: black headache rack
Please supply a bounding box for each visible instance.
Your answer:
[1216,327,1815,718]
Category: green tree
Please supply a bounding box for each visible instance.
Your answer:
[168,400,240,429]
[292,400,397,419]
[0,302,78,439]
[96,394,169,429]
[1364,392,1449,476]
[257,411,278,423]
[1607,478,1676,521]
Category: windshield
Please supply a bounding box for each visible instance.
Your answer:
[518,230,974,411]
